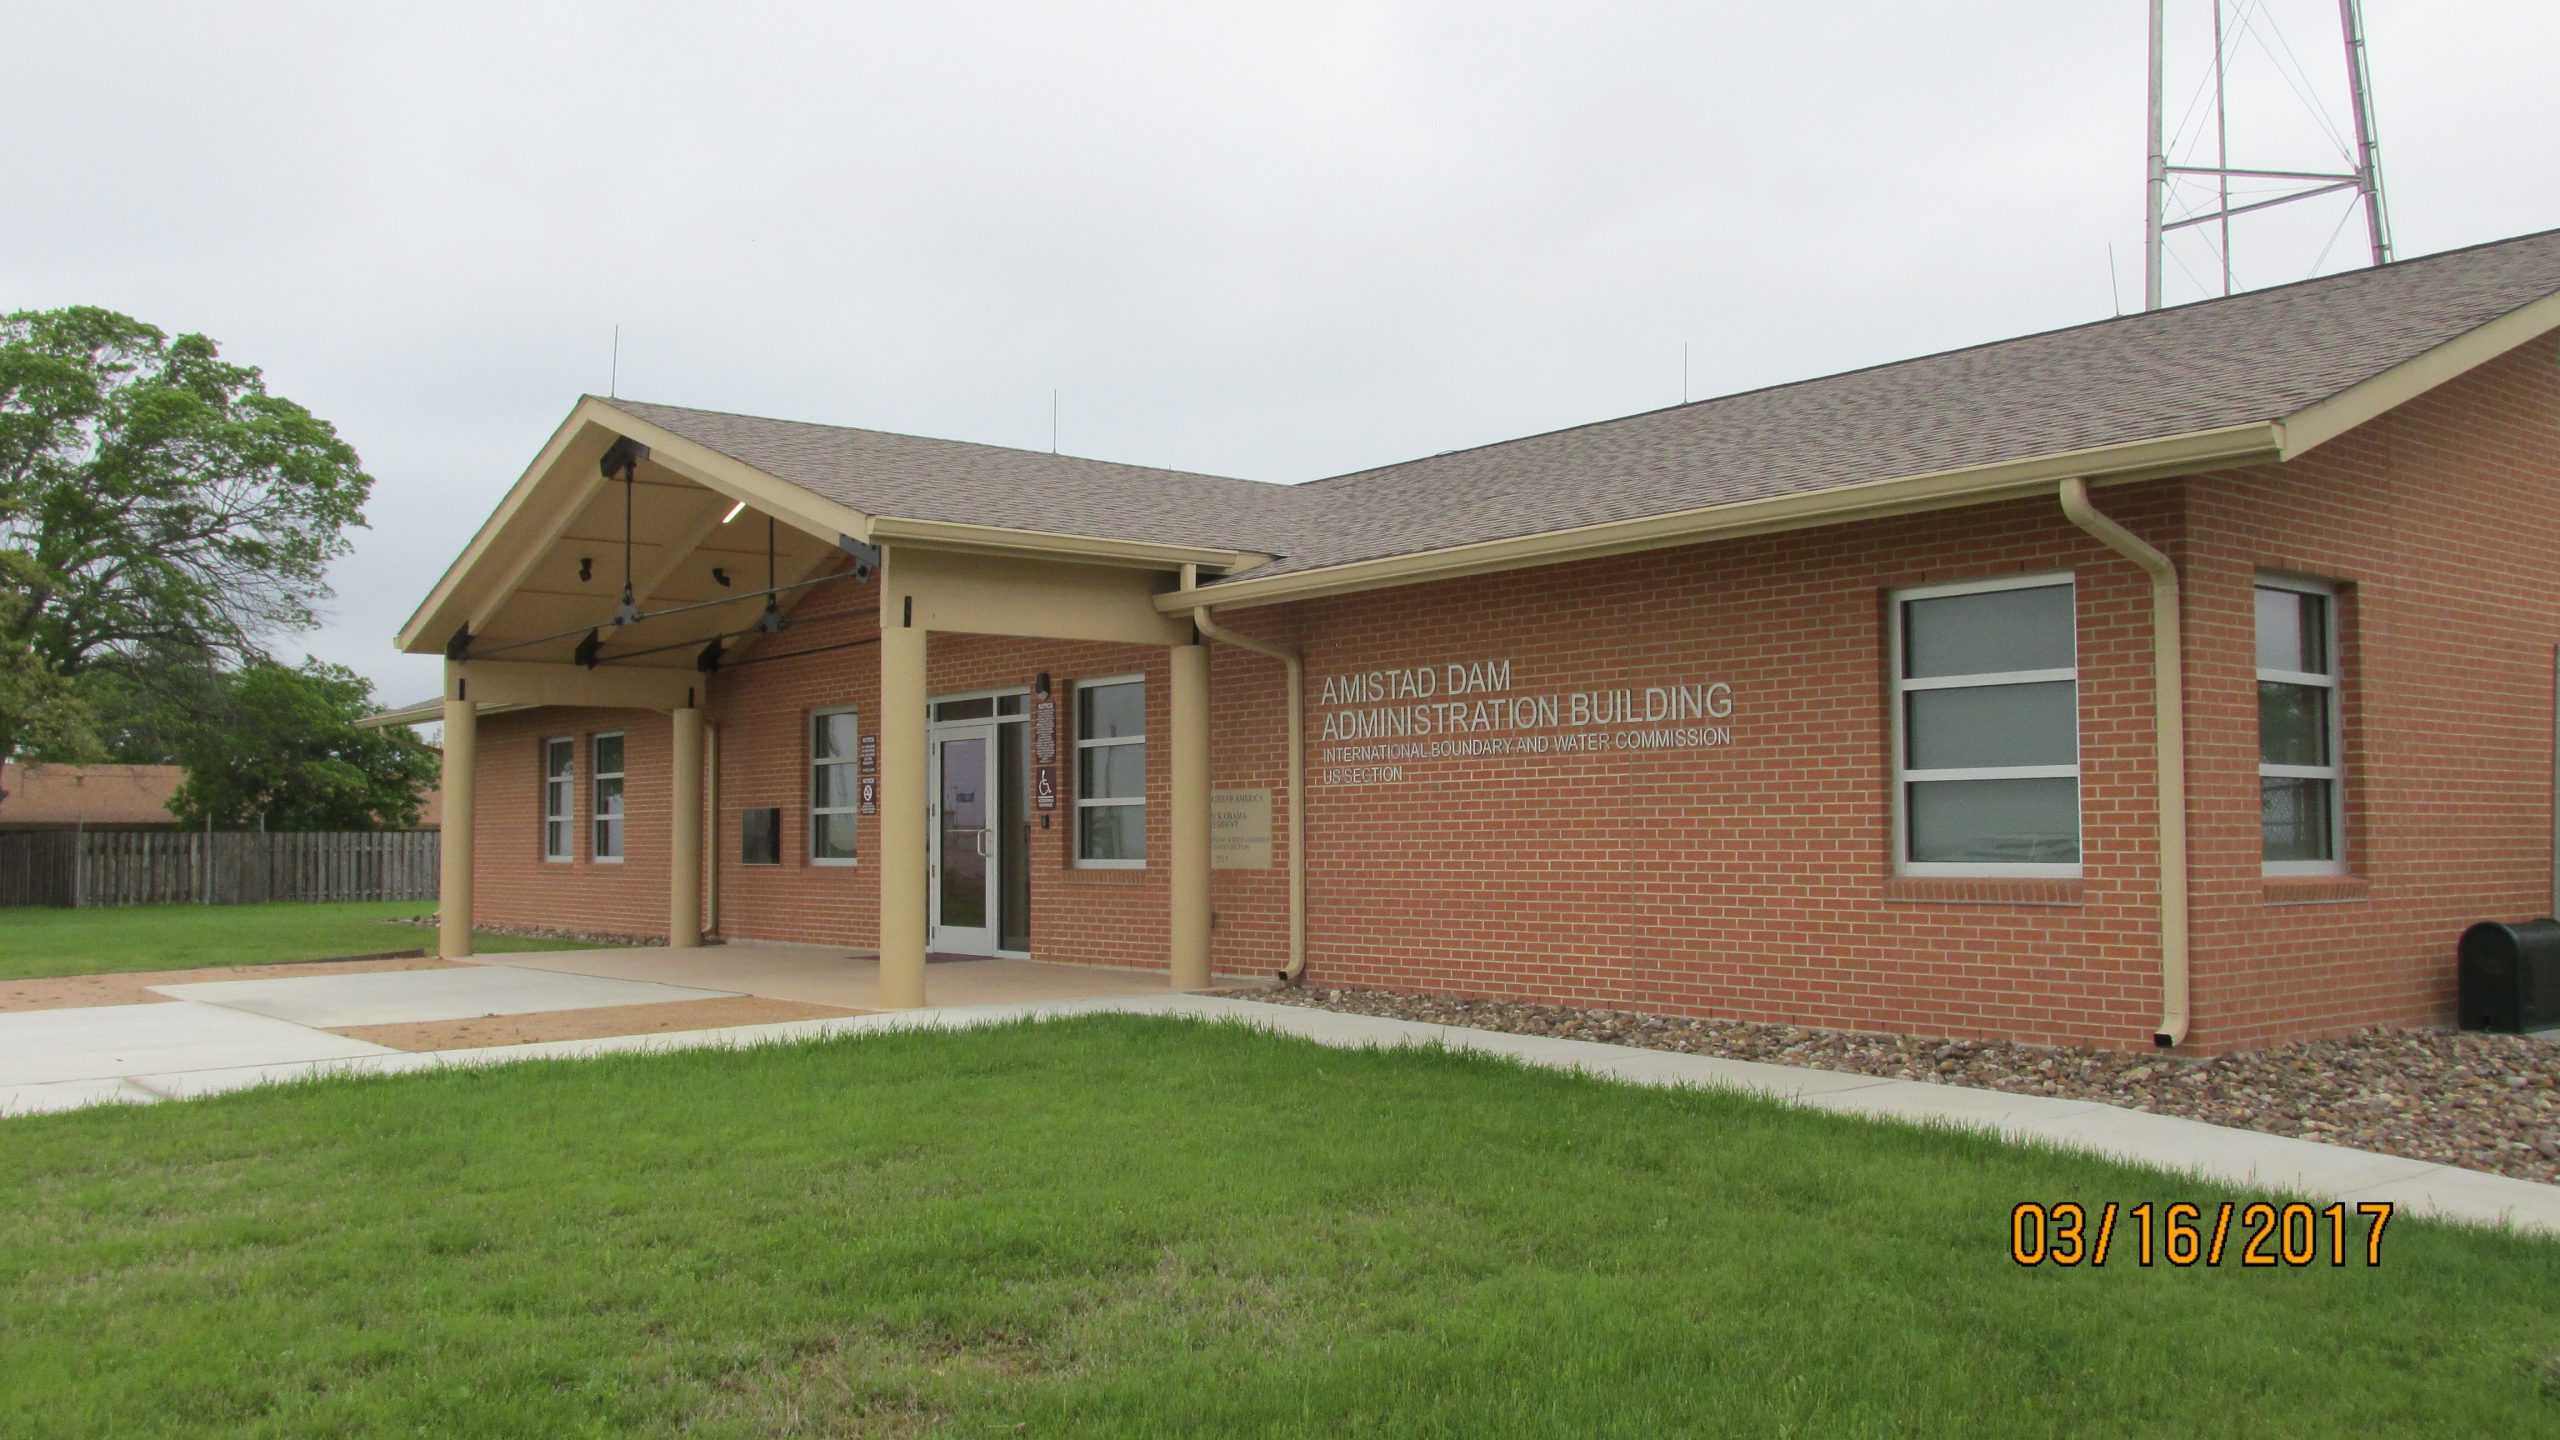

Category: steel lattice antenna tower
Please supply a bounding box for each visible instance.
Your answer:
[2144,0,2393,310]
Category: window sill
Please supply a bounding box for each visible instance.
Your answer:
[1885,876,2085,907]
[2263,875,2368,905]
[1067,864,1148,881]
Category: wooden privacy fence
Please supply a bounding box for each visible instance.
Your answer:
[0,830,440,909]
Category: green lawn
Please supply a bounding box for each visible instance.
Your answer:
[0,899,612,981]
[3,1019,2555,1437]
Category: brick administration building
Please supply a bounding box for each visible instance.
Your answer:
[377,228,2560,1053]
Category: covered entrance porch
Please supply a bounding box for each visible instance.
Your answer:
[391,397,1286,1007]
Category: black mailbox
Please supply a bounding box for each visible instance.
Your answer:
[2456,919,2560,1033]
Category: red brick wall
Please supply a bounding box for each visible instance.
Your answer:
[472,706,671,938]
[2178,336,2560,1049]
[1273,490,2174,1049]
[1204,610,1299,978]
[698,594,879,949]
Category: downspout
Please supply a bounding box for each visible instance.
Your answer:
[1181,566,1308,983]
[2058,478,2189,1047]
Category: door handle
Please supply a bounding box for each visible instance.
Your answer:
[974,827,989,859]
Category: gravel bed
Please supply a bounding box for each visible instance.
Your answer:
[1225,986,2560,1185]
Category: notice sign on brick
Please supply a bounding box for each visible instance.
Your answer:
[858,734,878,774]
[1032,696,1058,763]
[1033,692,1060,812]
[1212,788,1272,869]
[857,776,878,816]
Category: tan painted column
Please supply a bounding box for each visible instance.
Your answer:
[438,692,477,960]
[703,722,720,936]
[877,591,930,1010]
[1168,641,1212,989]
[669,705,704,948]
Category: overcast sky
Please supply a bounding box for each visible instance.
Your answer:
[6,1,2555,706]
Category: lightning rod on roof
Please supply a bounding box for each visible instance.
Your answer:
[2145,0,2393,310]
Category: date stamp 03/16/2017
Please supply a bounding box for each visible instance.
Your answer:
[2010,1201,2394,1268]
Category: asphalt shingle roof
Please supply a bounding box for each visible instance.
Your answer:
[603,399,1308,557]
[604,226,2560,584]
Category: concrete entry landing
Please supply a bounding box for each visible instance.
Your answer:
[154,967,736,1029]
[488,941,1255,1012]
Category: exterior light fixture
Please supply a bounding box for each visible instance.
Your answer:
[721,500,747,524]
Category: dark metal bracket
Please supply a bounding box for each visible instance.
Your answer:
[837,534,880,583]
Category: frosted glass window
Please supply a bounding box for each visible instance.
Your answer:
[1891,576,2079,875]
[1903,584,2075,678]
[1905,682,2079,770]
[1906,778,2082,865]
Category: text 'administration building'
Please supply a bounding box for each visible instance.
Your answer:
[380,229,2560,1053]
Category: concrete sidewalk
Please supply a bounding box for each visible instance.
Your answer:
[4,990,2555,1237]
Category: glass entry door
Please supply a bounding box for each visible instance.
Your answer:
[928,721,999,955]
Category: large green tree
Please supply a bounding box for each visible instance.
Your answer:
[167,658,436,831]
[0,306,373,792]
[69,645,228,764]
[0,552,96,760]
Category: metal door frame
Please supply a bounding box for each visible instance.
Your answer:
[927,717,1001,956]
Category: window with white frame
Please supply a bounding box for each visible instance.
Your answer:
[592,731,626,862]
[1075,677,1145,865]
[1891,574,2081,874]
[810,707,861,864]
[542,738,575,862]
[2257,577,2344,872]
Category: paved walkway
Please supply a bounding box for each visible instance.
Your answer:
[497,940,1200,1009]
[5,985,2555,1236]
[0,945,1249,1114]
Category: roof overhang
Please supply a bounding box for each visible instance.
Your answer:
[1167,421,2284,613]
[357,698,528,730]
[870,516,1267,573]
[397,397,1272,664]
[2275,285,2560,457]
[396,397,877,655]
